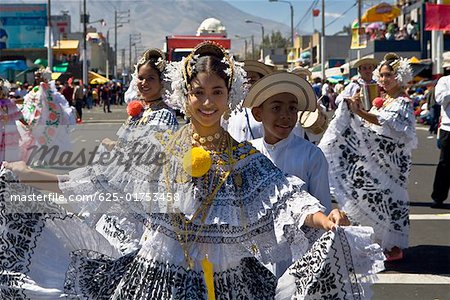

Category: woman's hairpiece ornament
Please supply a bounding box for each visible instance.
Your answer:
[135,48,166,74]
[373,52,412,87]
[164,41,249,114]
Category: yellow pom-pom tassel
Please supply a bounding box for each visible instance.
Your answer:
[183,147,212,177]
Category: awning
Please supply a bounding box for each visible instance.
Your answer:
[88,71,109,84]
[86,33,102,43]
[52,72,62,80]
[53,62,69,73]
[34,58,48,67]
[52,40,79,55]
[0,60,28,73]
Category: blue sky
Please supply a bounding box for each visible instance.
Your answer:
[224,0,395,35]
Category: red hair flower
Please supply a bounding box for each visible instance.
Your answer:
[372,97,384,109]
[127,100,144,117]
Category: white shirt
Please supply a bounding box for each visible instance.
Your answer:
[251,132,332,213]
[225,108,264,142]
[435,75,450,132]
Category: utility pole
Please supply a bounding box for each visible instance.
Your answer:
[47,0,53,70]
[321,0,325,80]
[432,0,444,76]
[82,0,87,85]
[121,48,126,75]
[129,33,141,78]
[357,0,362,60]
[114,10,130,78]
[251,35,255,60]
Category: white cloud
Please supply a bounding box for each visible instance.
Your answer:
[325,12,343,18]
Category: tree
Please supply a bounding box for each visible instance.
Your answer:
[261,30,289,49]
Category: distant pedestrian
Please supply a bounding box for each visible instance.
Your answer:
[72,79,84,123]
[431,75,450,208]
[101,84,111,113]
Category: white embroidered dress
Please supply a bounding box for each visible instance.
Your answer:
[0,125,384,299]
[319,97,417,250]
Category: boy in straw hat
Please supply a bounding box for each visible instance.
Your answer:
[243,72,349,277]
[244,72,334,214]
[335,56,378,107]
[224,60,274,142]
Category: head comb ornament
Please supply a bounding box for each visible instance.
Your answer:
[136,48,166,73]
[373,52,412,87]
[165,41,248,114]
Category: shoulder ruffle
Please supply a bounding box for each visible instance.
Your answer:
[377,96,417,149]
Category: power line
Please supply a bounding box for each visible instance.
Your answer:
[295,0,319,30]
[325,1,357,29]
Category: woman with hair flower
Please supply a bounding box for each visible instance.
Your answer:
[99,48,178,254]
[319,52,417,261]
[102,48,178,151]
[1,42,383,299]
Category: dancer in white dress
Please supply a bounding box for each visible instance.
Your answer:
[319,53,417,261]
[1,42,384,299]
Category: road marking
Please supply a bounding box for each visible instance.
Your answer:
[409,214,450,220]
[416,126,430,131]
[376,273,450,284]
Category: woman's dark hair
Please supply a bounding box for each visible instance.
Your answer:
[136,49,166,81]
[379,52,400,73]
[186,55,231,91]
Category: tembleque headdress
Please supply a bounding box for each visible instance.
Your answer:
[164,41,248,114]
[373,52,412,87]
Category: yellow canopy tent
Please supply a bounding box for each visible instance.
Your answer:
[361,2,401,23]
[88,71,109,85]
[409,56,421,64]
[52,40,79,56]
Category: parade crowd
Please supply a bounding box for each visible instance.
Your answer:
[0,41,448,299]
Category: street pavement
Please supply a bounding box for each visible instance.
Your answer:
[69,106,450,299]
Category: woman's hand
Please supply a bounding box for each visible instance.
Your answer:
[327,209,350,226]
[3,161,31,177]
[101,138,117,152]
[347,97,364,114]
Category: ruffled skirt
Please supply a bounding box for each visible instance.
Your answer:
[319,104,412,250]
[0,169,384,299]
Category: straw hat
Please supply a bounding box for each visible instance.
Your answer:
[352,56,378,69]
[290,67,312,79]
[243,60,275,77]
[243,72,316,112]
